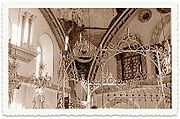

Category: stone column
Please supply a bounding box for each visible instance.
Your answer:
[28,15,37,51]
[21,11,31,47]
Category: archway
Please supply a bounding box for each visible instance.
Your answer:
[38,34,54,77]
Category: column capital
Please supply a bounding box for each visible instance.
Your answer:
[30,15,37,22]
[23,11,31,18]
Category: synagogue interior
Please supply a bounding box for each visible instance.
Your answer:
[8,8,171,109]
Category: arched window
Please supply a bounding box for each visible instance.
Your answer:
[39,34,53,77]
[36,46,42,78]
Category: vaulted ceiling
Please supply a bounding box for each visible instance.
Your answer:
[40,8,126,50]
[40,8,171,52]
[40,8,136,82]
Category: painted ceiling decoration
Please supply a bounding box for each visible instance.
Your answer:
[41,8,127,50]
[156,8,171,14]
[151,14,171,44]
[138,9,152,23]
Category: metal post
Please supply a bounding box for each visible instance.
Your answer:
[99,46,104,108]
[156,50,165,108]
[101,65,104,109]
[62,55,66,109]
[87,79,90,109]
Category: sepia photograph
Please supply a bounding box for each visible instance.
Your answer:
[1,0,178,116]
[7,7,172,109]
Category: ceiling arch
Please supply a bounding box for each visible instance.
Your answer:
[40,8,66,51]
[87,8,138,82]
[40,8,138,81]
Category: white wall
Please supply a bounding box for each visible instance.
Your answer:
[8,8,61,83]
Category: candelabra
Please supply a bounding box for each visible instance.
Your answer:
[31,62,51,109]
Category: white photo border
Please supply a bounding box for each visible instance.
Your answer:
[1,0,179,116]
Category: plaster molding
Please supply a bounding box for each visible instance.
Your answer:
[10,44,37,63]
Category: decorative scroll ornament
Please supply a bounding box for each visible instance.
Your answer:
[121,29,142,48]
[157,40,171,76]
[102,69,116,84]
[100,29,145,66]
